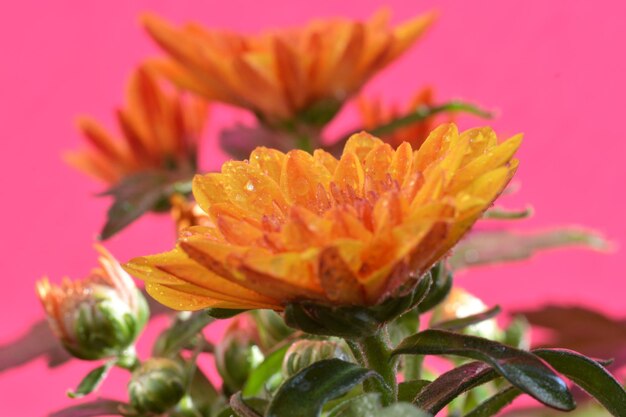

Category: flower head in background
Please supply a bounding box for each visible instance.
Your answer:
[65,66,208,185]
[358,87,451,149]
[141,9,436,125]
[125,123,521,312]
[36,245,148,360]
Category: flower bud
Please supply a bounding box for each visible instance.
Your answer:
[282,338,353,378]
[215,316,264,394]
[430,287,499,340]
[36,245,148,360]
[251,309,294,350]
[128,358,187,414]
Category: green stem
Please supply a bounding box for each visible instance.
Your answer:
[116,346,140,371]
[403,355,424,381]
[295,133,313,153]
[348,329,397,405]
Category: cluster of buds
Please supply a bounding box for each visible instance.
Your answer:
[36,245,148,360]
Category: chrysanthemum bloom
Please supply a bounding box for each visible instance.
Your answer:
[65,66,208,185]
[125,124,521,312]
[358,87,448,149]
[141,9,436,125]
[36,245,148,360]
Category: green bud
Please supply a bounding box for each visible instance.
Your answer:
[282,338,353,378]
[36,245,149,360]
[215,316,264,394]
[251,309,294,350]
[69,286,149,360]
[128,358,187,414]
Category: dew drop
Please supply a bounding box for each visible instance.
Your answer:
[245,180,255,192]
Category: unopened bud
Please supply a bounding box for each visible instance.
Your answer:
[215,316,264,394]
[251,309,294,350]
[36,245,148,360]
[128,358,187,414]
[431,287,499,340]
[282,338,353,378]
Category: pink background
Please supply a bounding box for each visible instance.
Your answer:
[1,1,625,415]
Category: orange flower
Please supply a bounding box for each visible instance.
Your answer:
[141,9,436,124]
[170,194,212,232]
[125,124,521,311]
[357,87,449,149]
[36,245,148,360]
[65,66,208,185]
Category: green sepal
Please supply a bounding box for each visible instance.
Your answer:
[416,262,452,313]
[67,360,116,398]
[266,359,385,417]
[398,379,431,402]
[242,345,290,397]
[534,348,626,416]
[284,272,431,338]
[392,329,574,411]
[206,308,246,319]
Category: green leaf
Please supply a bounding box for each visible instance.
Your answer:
[416,262,452,313]
[153,311,213,357]
[327,393,381,417]
[464,386,522,417]
[67,361,115,398]
[534,348,626,416]
[398,380,431,402]
[242,345,289,397]
[188,367,221,416]
[378,403,430,417]
[99,170,193,240]
[329,100,493,155]
[392,330,574,411]
[518,305,626,370]
[412,361,499,415]
[483,206,533,220]
[49,398,129,417]
[431,305,501,331]
[450,228,610,271]
[266,359,384,417]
